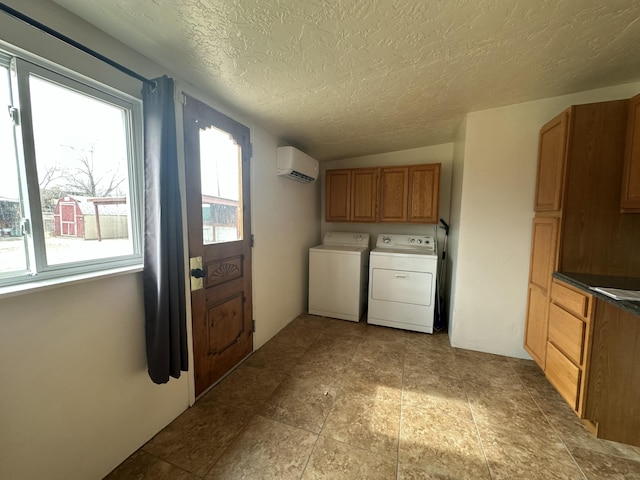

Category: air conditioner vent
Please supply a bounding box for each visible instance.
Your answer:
[277,146,318,183]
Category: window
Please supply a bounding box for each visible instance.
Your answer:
[0,50,142,287]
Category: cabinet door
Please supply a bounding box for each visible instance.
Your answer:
[325,169,351,222]
[529,216,559,291]
[408,164,440,223]
[524,216,559,368]
[351,168,378,222]
[379,167,408,222]
[621,94,640,212]
[534,111,570,212]
[545,342,581,410]
[525,285,550,368]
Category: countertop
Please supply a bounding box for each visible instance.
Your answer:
[553,272,640,316]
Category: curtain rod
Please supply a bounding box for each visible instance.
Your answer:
[0,2,156,88]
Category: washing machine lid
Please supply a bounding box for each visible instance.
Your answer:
[322,231,370,247]
[311,244,369,254]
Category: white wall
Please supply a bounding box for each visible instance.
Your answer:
[0,274,189,480]
[447,118,466,338]
[450,82,640,358]
[0,1,319,478]
[251,132,320,348]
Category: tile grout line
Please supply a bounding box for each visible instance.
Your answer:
[297,320,365,479]
[265,316,333,480]
[200,327,309,479]
[396,335,408,480]
[459,356,496,480]
[515,371,589,480]
[137,448,207,479]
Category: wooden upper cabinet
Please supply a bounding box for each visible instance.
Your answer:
[325,169,351,222]
[351,168,378,222]
[326,163,440,224]
[534,110,570,212]
[379,167,409,222]
[408,163,440,223]
[621,94,640,212]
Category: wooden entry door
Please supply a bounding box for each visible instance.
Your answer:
[183,95,253,397]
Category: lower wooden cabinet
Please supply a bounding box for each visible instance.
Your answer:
[546,279,593,417]
[524,285,549,368]
[545,342,581,410]
[548,303,585,365]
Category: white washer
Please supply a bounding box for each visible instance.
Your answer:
[367,234,438,333]
[308,232,370,322]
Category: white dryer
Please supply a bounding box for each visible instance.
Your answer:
[308,232,370,322]
[367,234,438,333]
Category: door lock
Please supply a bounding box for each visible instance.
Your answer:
[189,256,204,291]
[191,268,206,278]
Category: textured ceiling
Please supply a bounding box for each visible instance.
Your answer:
[51,0,640,161]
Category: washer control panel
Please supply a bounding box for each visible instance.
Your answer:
[323,231,370,247]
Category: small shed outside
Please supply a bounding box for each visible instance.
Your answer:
[54,196,128,240]
[54,196,85,238]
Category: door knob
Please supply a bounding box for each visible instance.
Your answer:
[191,268,206,278]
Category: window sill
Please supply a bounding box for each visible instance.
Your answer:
[0,264,144,300]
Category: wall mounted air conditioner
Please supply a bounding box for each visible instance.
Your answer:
[276,146,319,183]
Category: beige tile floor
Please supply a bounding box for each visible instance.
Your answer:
[106,314,640,479]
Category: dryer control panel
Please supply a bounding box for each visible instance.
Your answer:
[376,234,435,250]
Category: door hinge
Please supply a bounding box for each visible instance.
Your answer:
[250,234,254,248]
[8,106,19,126]
[252,320,256,332]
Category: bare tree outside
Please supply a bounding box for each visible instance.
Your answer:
[59,144,125,198]
[38,162,65,214]
[38,144,126,209]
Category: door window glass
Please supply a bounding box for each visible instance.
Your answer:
[199,126,243,245]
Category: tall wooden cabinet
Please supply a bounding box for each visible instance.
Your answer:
[534,111,570,212]
[524,100,637,369]
[621,93,640,212]
[524,216,559,367]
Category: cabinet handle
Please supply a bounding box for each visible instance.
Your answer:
[395,274,407,279]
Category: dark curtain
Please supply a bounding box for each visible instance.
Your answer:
[142,76,188,383]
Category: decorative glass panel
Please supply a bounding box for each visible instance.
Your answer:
[199,126,242,245]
